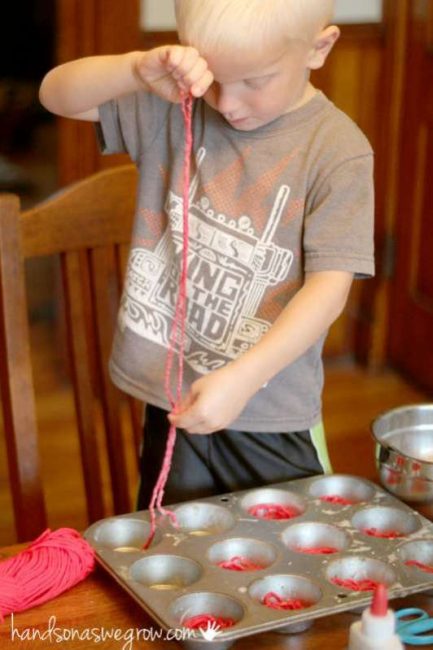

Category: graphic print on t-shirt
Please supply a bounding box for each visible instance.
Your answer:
[119,147,294,374]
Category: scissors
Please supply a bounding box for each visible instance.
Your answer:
[395,607,433,645]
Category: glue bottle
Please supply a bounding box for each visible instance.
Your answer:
[348,584,404,650]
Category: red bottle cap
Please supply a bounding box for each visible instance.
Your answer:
[371,583,388,617]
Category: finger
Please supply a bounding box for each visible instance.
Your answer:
[167,46,199,78]
[178,46,203,78]
[168,410,196,429]
[181,57,208,86]
[169,403,206,430]
[172,389,196,415]
[164,48,198,94]
[164,45,188,70]
[190,69,214,97]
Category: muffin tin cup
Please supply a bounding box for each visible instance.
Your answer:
[169,591,244,627]
[173,502,236,536]
[86,516,162,552]
[282,522,350,555]
[352,506,419,539]
[207,537,278,571]
[326,556,397,592]
[398,539,433,575]
[130,555,202,590]
[85,475,433,645]
[309,474,376,505]
[248,574,321,633]
[240,488,306,521]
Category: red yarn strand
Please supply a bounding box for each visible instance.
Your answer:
[405,560,433,573]
[144,94,194,549]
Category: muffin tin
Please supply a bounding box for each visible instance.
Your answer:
[84,475,433,647]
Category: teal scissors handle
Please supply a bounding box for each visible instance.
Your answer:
[396,607,433,645]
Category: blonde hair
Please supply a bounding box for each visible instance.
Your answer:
[175,0,335,57]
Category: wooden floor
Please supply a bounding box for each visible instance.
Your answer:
[0,319,431,545]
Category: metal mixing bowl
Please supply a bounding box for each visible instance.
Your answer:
[372,404,433,503]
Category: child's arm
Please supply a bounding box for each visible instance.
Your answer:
[169,270,353,434]
[39,46,213,121]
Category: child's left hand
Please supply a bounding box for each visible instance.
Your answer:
[168,364,256,434]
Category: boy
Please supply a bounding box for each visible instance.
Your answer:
[39,0,374,507]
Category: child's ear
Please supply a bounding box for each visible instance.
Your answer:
[307,25,340,70]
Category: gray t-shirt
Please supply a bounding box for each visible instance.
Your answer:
[97,90,374,431]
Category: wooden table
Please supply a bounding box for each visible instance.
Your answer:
[1,544,432,649]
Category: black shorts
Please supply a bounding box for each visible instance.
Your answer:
[137,404,329,510]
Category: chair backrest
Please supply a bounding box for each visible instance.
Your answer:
[0,164,142,542]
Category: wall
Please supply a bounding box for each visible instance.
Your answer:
[334,0,382,23]
[140,0,383,30]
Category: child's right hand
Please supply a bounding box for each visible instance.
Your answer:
[134,46,214,103]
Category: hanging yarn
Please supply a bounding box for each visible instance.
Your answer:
[248,503,300,520]
[404,559,433,573]
[183,614,236,630]
[144,94,194,550]
[362,528,403,539]
[262,592,311,610]
[217,556,265,571]
[319,495,355,506]
[0,528,95,621]
[331,577,379,592]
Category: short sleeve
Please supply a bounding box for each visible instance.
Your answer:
[303,154,375,278]
[95,91,171,163]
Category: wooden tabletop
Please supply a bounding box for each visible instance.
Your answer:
[1,543,432,649]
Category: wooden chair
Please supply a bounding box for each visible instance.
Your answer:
[0,164,143,542]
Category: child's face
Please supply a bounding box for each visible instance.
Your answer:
[202,42,313,131]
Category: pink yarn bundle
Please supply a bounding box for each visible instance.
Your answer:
[0,528,95,621]
[319,495,355,505]
[217,556,265,571]
[262,592,311,610]
[294,545,338,555]
[183,614,236,630]
[247,503,301,520]
[331,577,379,592]
[144,94,194,548]
[362,527,402,539]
